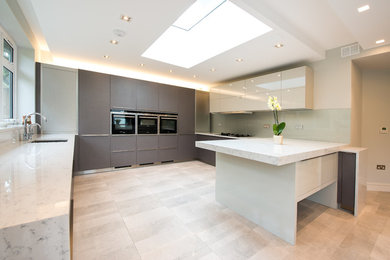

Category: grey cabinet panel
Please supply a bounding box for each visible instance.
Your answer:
[78,70,110,134]
[178,88,195,134]
[177,134,196,161]
[159,85,178,113]
[111,151,136,167]
[137,150,158,164]
[137,81,158,111]
[137,135,158,150]
[79,136,110,171]
[110,76,137,109]
[111,136,136,151]
[158,135,178,149]
[338,152,356,213]
[158,148,177,162]
[195,134,235,166]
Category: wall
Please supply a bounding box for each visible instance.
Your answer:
[195,90,210,132]
[16,47,35,120]
[361,70,390,191]
[41,64,78,133]
[311,48,352,109]
[350,62,363,146]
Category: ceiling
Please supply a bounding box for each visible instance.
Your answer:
[12,0,390,89]
[354,52,390,71]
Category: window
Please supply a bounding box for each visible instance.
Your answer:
[0,26,16,120]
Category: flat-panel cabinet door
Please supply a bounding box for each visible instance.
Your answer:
[110,75,137,109]
[111,136,136,151]
[111,151,136,167]
[79,136,110,171]
[158,135,178,149]
[159,85,178,113]
[137,150,158,165]
[158,148,177,162]
[177,134,196,161]
[137,135,158,150]
[281,67,306,109]
[78,70,110,134]
[178,88,195,134]
[137,81,158,111]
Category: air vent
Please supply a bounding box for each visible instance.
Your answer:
[341,43,360,58]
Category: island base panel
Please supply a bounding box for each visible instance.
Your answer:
[215,153,298,245]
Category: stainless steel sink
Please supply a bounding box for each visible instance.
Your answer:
[30,139,68,143]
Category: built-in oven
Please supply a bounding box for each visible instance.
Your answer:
[159,114,178,134]
[111,111,136,135]
[137,114,158,134]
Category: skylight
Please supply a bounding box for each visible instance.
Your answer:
[142,0,272,68]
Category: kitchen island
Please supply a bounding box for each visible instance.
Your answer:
[0,134,75,259]
[196,138,347,245]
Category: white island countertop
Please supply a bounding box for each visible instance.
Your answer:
[196,138,347,166]
[0,134,75,229]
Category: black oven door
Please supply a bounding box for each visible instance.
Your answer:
[111,113,136,134]
[159,116,177,134]
[138,115,158,134]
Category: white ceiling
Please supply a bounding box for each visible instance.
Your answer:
[13,0,390,88]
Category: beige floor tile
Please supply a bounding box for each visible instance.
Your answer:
[123,207,173,230]
[72,160,390,260]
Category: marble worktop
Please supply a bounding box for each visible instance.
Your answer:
[0,134,75,229]
[195,132,237,139]
[196,138,347,166]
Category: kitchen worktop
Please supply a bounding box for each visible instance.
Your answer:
[0,134,75,259]
[196,138,347,166]
[195,132,237,139]
[0,134,75,229]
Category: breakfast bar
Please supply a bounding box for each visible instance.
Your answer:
[196,138,347,245]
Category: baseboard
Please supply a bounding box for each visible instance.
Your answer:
[367,182,390,192]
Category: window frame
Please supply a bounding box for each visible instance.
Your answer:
[0,25,17,120]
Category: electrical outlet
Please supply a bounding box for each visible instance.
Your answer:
[295,124,304,130]
[263,124,270,128]
[377,165,386,170]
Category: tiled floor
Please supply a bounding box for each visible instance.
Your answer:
[72,161,390,260]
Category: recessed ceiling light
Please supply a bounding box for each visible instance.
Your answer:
[110,40,119,45]
[169,69,173,73]
[103,55,110,59]
[142,0,272,68]
[275,43,284,48]
[376,39,385,44]
[193,75,197,78]
[235,58,243,62]
[120,15,131,22]
[210,68,216,72]
[357,5,370,13]
[139,63,144,67]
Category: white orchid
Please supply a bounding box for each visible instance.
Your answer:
[268,96,285,136]
[267,96,281,111]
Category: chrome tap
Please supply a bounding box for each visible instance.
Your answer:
[23,112,47,140]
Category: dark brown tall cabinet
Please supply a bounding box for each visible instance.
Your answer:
[77,70,111,171]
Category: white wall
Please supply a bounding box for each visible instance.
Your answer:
[310,48,352,109]
[41,64,78,133]
[16,47,35,120]
[350,62,362,146]
[361,70,390,191]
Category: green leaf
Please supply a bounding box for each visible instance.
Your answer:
[273,122,286,136]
